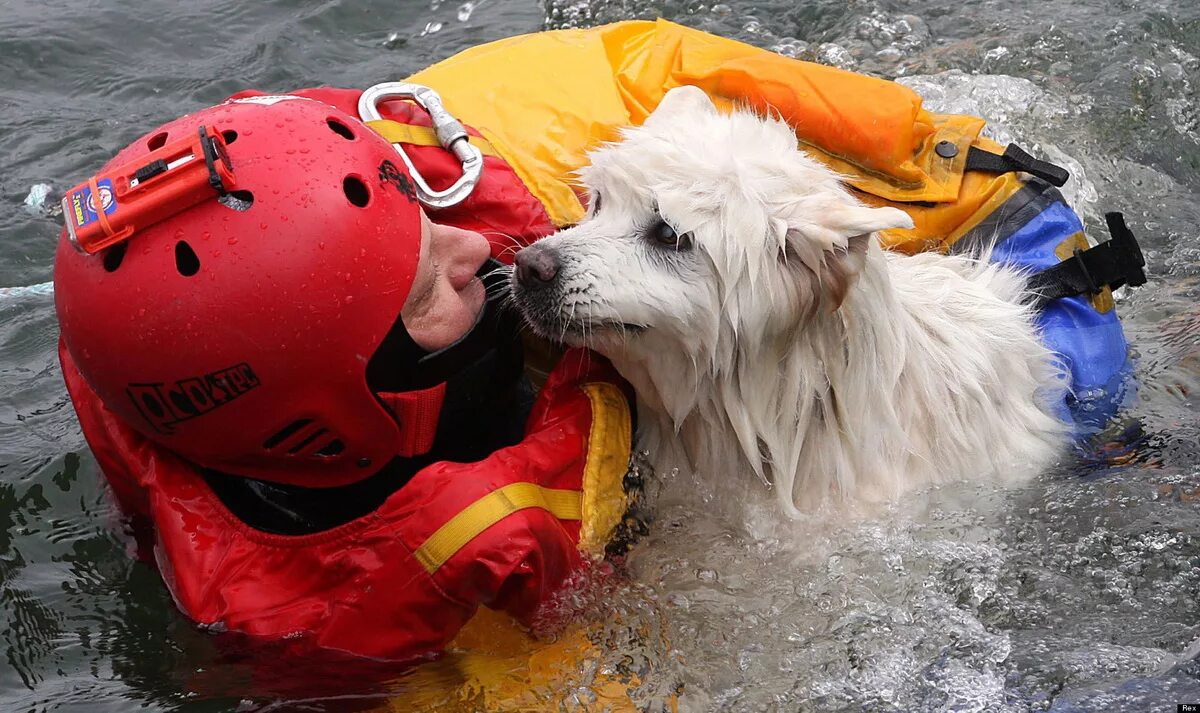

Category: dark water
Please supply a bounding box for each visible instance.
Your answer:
[2,0,1199,711]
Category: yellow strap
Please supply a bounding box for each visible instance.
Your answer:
[364,119,501,158]
[578,383,633,557]
[414,483,582,574]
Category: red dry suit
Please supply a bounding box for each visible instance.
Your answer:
[58,86,634,662]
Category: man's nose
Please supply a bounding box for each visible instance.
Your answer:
[514,246,561,289]
[431,222,491,288]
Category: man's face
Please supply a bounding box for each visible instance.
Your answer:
[401,210,492,352]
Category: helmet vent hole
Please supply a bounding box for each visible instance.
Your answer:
[218,190,254,211]
[343,176,370,207]
[174,241,200,277]
[327,119,355,141]
[287,429,328,455]
[263,419,312,450]
[147,132,168,151]
[315,439,346,458]
[221,129,238,145]
[102,242,127,273]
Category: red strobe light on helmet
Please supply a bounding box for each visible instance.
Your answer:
[56,93,429,488]
[62,126,238,255]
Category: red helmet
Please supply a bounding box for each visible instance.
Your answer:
[55,95,434,488]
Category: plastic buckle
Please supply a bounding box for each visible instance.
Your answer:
[1103,212,1147,289]
[357,82,483,209]
[1003,144,1070,188]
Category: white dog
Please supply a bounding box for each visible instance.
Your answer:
[511,86,1068,516]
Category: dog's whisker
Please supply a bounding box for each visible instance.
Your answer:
[493,246,521,263]
[478,230,523,251]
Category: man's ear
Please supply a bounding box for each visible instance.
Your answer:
[786,204,913,311]
[644,85,718,130]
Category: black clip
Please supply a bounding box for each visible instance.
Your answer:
[133,159,169,184]
[199,126,231,195]
[965,143,1070,187]
[1102,212,1147,289]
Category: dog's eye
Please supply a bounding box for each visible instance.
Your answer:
[589,192,602,216]
[648,220,692,250]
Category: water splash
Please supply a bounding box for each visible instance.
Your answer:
[898,72,1099,213]
[0,282,54,301]
[23,184,56,216]
[457,1,478,22]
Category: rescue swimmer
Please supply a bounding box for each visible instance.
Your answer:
[53,18,1144,701]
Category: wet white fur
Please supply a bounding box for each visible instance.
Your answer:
[516,86,1068,516]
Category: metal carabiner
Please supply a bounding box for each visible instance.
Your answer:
[357,82,483,209]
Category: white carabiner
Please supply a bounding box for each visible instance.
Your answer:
[357,82,483,209]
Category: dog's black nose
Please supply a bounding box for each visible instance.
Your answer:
[514,247,561,289]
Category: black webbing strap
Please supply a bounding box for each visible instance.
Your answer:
[965,144,1070,187]
[1027,212,1147,308]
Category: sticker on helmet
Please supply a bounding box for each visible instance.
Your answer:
[228,95,311,106]
[378,160,417,203]
[67,178,118,230]
[127,362,261,434]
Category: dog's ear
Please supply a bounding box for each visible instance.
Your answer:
[645,86,717,129]
[787,204,913,311]
[823,204,914,238]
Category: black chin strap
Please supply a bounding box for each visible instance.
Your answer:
[365,258,511,393]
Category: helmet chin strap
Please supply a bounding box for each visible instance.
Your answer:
[404,272,502,388]
[372,258,522,457]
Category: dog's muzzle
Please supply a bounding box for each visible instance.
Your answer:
[514,244,561,290]
[511,243,567,338]
[511,242,646,341]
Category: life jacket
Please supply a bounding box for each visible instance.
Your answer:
[404,18,1143,429]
